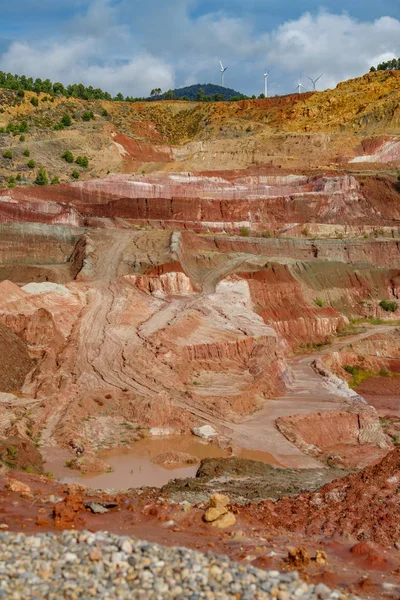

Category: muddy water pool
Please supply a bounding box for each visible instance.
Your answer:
[44,435,281,490]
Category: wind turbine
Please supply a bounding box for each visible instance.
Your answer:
[307,74,323,91]
[263,70,269,98]
[296,79,305,94]
[219,60,228,87]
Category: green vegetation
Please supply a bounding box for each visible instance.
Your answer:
[15,173,21,181]
[30,96,39,107]
[35,166,48,186]
[101,108,108,117]
[51,176,60,185]
[61,113,72,127]
[23,148,30,157]
[370,58,400,71]
[75,155,88,168]
[65,460,74,468]
[315,298,324,308]
[379,299,398,312]
[71,169,80,179]
[2,150,12,159]
[82,110,95,121]
[27,159,36,169]
[62,150,74,163]
[239,226,250,237]
[19,134,25,142]
[7,446,18,460]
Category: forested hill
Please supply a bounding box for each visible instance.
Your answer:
[151,84,246,101]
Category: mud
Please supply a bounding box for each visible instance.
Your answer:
[161,457,350,503]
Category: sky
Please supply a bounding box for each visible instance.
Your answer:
[0,0,400,97]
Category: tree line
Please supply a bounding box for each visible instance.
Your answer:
[0,71,142,102]
[370,58,400,72]
[0,71,250,104]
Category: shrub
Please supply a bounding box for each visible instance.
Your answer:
[75,155,88,168]
[379,299,398,313]
[17,89,25,98]
[343,365,357,375]
[19,134,25,142]
[262,230,273,238]
[62,150,74,163]
[54,123,65,130]
[61,113,72,127]
[15,174,22,181]
[51,176,60,185]
[316,298,324,308]
[101,108,108,117]
[239,226,250,237]
[379,368,390,377]
[71,169,80,179]
[2,150,12,159]
[19,121,28,133]
[7,446,18,460]
[82,110,95,121]
[8,176,15,185]
[35,166,49,186]
[30,96,39,107]
[27,159,36,169]
[23,148,30,157]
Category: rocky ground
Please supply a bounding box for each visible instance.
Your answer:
[0,531,359,600]
[0,72,399,598]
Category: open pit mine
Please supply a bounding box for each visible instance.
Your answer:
[0,70,400,598]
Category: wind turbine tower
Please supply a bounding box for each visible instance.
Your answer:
[219,60,228,87]
[307,74,323,91]
[264,70,269,98]
[296,80,305,94]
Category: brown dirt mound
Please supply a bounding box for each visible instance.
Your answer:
[0,436,43,473]
[152,451,199,467]
[0,322,34,392]
[247,447,400,545]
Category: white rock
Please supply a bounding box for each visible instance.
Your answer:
[22,282,72,296]
[192,425,217,439]
[148,427,176,437]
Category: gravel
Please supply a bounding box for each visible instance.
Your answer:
[0,531,360,599]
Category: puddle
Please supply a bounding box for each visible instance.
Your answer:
[44,435,281,490]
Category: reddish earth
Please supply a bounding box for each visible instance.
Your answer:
[1,450,400,597]
[0,72,400,598]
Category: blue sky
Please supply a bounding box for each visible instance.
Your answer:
[1,1,400,96]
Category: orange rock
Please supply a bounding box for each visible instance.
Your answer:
[6,478,33,499]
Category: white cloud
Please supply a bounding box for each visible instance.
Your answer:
[267,12,400,89]
[1,1,400,96]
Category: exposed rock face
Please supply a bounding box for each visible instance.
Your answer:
[3,171,399,232]
[276,406,391,468]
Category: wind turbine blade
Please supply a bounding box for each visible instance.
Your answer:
[316,74,323,82]
[219,60,224,70]
[306,76,313,82]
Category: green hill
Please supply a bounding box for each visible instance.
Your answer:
[151,83,247,101]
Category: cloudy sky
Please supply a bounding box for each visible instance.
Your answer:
[1,0,400,97]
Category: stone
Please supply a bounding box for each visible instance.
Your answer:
[210,494,230,509]
[203,507,228,523]
[85,503,109,514]
[192,425,217,439]
[211,512,237,529]
[315,583,332,599]
[6,479,33,498]
[314,550,328,566]
[89,548,102,562]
